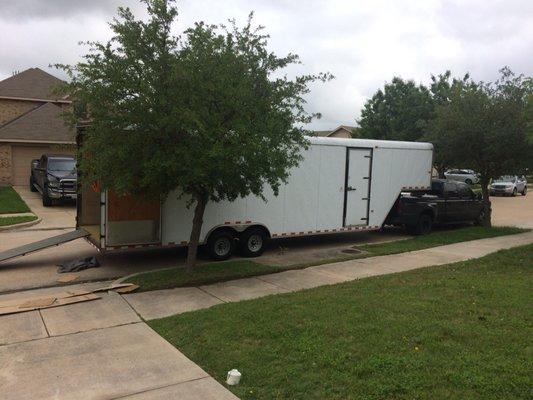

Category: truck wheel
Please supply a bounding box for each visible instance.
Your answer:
[239,227,268,257]
[42,184,52,207]
[29,176,37,192]
[410,213,432,235]
[474,209,485,226]
[512,188,517,197]
[522,186,527,196]
[206,230,235,261]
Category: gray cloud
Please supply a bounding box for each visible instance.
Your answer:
[0,0,139,20]
[0,0,531,130]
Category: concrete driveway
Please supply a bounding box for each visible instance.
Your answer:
[490,191,533,228]
[13,186,76,230]
[0,283,237,400]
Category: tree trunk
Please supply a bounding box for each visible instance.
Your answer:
[480,178,492,227]
[186,194,208,271]
[436,164,446,179]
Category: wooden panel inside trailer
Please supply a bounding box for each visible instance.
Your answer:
[105,192,161,247]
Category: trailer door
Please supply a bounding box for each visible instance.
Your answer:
[344,148,372,226]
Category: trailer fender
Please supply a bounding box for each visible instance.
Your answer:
[203,223,271,244]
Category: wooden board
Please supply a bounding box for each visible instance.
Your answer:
[107,191,160,222]
[0,293,100,316]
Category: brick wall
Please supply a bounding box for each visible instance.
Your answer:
[0,144,12,186]
[0,98,42,125]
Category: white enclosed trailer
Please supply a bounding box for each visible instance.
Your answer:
[77,136,433,259]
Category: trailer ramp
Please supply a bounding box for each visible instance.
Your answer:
[0,229,90,263]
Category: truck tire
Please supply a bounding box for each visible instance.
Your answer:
[474,209,485,225]
[522,186,527,196]
[239,227,268,257]
[29,176,37,192]
[512,188,517,197]
[409,213,433,235]
[206,230,235,261]
[42,184,52,207]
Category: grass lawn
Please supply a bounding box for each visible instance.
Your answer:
[128,226,526,291]
[0,187,30,214]
[0,215,38,227]
[150,244,533,400]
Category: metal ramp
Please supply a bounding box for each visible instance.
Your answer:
[0,229,90,263]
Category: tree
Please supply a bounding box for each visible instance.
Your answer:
[357,71,469,177]
[429,68,532,226]
[357,77,434,142]
[57,0,331,268]
[425,71,470,177]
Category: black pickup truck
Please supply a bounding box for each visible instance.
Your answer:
[385,179,484,235]
[30,154,77,206]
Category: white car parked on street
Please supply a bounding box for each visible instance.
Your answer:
[444,169,479,185]
[489,176,527,196]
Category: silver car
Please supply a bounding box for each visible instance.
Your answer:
[444,169,479,185]
[489,176,527,196]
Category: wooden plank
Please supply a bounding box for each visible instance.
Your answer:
[18,297,57,309]
[0,293,100,316]
[114,284,139,294]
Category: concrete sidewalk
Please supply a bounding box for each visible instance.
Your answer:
[0,283,238,400]
[123,230,533,320]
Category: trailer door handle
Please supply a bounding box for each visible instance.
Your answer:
[347,186,356,191]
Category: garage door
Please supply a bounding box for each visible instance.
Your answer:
[11,145,74,186]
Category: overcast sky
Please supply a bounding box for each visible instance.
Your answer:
[0,0,531,129]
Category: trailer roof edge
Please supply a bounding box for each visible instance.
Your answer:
[306,136,433,150]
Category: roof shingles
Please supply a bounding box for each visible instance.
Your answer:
[0,102,74,143]
[0,68,67,101]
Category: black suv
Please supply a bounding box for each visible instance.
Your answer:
[30,154,77,206]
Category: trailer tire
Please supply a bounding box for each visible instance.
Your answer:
[239,227,268,257]
[206,230,235,261]
[409,213,433,235]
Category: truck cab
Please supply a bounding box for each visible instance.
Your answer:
[30,154,77,206]
[386,179,484,235]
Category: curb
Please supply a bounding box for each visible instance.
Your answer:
[0,216,41,232]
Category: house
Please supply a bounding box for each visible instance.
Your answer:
[0,68,74,186]
[313,125,357,139]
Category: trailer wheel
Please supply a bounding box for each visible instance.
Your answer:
[409,213,433,235]
[239,227,268,257]
[206,230,235,261]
